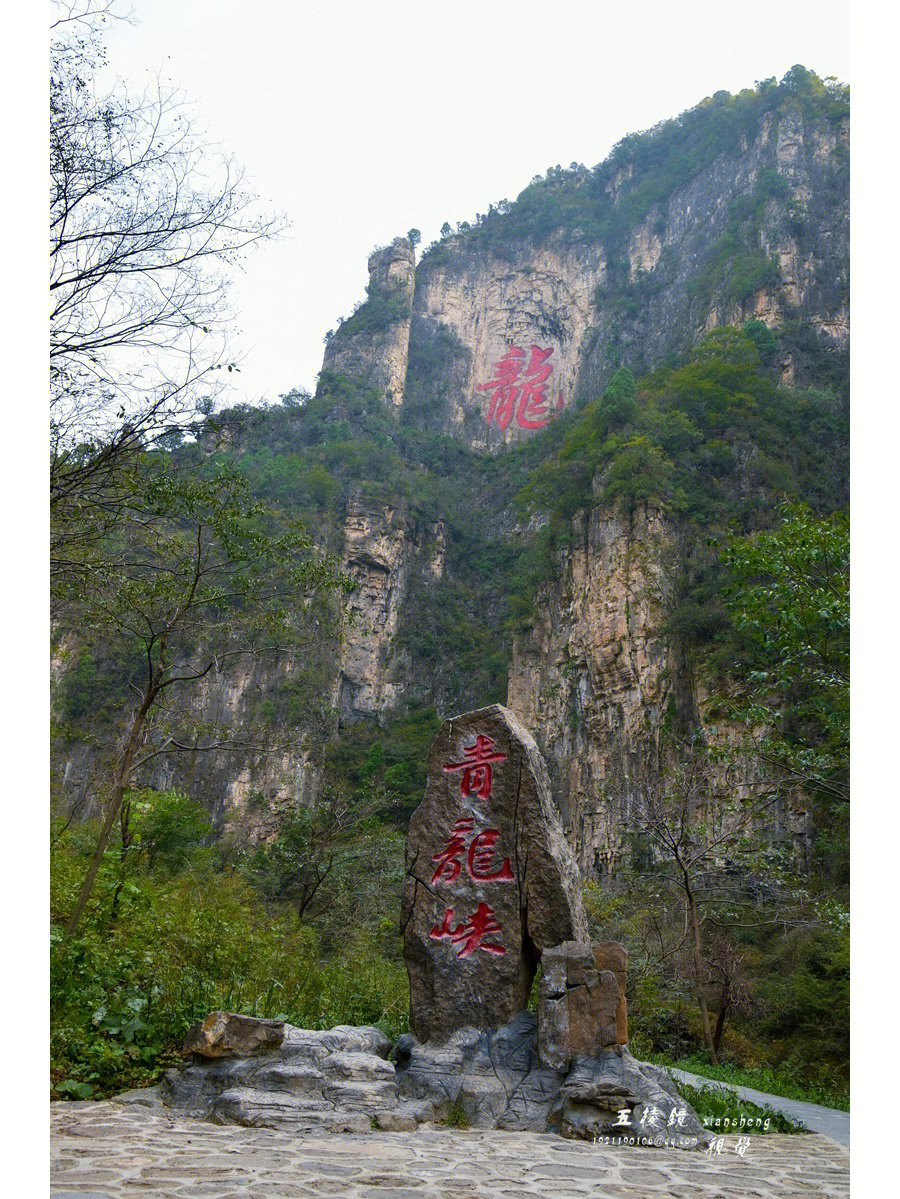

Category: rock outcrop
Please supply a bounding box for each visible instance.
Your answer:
[148,1012,708,1148]
[323,238,416,411]
[395,1016,706,1146]
[161,1023,420,1133]
[537,942,628,1069]
[182,1012,285,1059]
[506,502,811,877]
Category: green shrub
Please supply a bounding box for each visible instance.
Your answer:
[50,819,408,1098]
[672,1080,806,1134]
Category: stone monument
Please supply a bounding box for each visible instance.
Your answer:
[401,703,588,1041]
[141,703,708,1146]
[393,703,709,1144]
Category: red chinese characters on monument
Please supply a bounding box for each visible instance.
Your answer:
[442,733,507,801]
[429,902,506,958]
[476,344,565,431]
[431,817,514,885]
[430,733,515,960]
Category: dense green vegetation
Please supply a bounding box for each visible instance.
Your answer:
[51,793,407,1098]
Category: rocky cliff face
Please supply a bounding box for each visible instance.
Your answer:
[505,504,810,876]
[575,104,849,395]
[53,647,334,844]
[53,80,848,867]
[327,97,847,458]
[314,92,846,870]
[323,240,416,410]
[507,504,671,876]
[337,491,445,722]
[411,238,607,449]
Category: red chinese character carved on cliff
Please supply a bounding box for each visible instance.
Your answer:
[431,819,514,885]
[476,345,524,429]
[476,344,564,430]
[429,902,507,957]
[442,734,507,801]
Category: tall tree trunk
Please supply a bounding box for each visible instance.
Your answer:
[680,862,719,1065]
[108,793,134,924]
[61,690,154,942]
[713,996,730,1056]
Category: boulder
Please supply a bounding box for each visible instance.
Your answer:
[549,1051,708,1147]
[393,1011,563,1131]
[401,704,588,1042]
[182,1011,285,1059]
[393,1013,709,1147]
[537,941,628,1069]
[593,941,629,1044]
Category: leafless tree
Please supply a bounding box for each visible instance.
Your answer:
[50,1,283,522]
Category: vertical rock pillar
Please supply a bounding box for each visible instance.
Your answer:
[537,941,629,1069]
[401,704,588,1042]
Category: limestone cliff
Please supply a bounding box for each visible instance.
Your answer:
[320,86,848,739]
[337,491,445,723]
[52,74,849,869]
[327,94,847,455]
[410,238,607,449]
[322,239,415,411]
[505,505,810,877]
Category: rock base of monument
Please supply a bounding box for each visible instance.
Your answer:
[394,1011,708,1147]
[152,1024,427,1133]
[121,1013,709,1149]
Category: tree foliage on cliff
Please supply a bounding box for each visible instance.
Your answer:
[721,505,849,804]
[519,326,846,531]
[420,67,847,259]
[53,456,347,940]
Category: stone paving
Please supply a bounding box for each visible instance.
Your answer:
[51,1100,850,1199]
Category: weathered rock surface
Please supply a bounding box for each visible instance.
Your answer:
[336,493,445,722]
[323,237,416,410]
[594,941,629,1044]
[549,1050,707,1146]
[412,237,607,449]
[157,1014,708,1148]
[507,502,814,880]
[182,1011,285,1059]
[394,1012,707,1146]
[163,1023,411,1132]
[401,704,589,1043]
[538,941,627,1069]
[393,1012,562,1131]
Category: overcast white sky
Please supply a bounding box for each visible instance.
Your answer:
[99,0,850,405]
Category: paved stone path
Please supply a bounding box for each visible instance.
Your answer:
[668,1068,851,1147]
[51,1100,850,1198]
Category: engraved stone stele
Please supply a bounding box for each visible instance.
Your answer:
[401,703,589,1043]
[146,709,707,1146]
